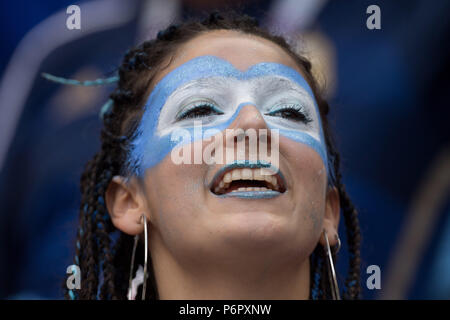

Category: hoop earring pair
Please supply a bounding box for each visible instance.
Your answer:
[126,216,341,300]
[127,214,148,300]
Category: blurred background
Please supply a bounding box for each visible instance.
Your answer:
[0,0,449,299]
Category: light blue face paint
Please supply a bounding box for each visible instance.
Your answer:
[127,55,329,178]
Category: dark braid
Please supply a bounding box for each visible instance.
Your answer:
[332,152,362,299]
[65,11,361,300]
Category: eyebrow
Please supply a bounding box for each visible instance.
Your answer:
[251,76,311,98]
[170,75,311,98]
[173,76,233,92]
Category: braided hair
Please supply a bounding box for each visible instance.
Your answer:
[65,11,361,300]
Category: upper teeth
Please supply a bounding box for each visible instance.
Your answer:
[214,168,279,194]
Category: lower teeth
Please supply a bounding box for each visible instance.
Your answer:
[231,187,270,192]
[214,185,278,194]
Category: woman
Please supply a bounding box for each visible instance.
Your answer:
[62,12,361,300]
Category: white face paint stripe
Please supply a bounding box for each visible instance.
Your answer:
[126,55,328,177]
[157,76,321,142]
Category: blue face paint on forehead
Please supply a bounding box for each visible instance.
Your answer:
[126,55,329,178]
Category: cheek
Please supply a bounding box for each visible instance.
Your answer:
[281,136,327,233]
[145,162,203,214]
[140,142,209,245]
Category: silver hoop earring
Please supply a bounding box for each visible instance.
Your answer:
[127,214,149,300]
[323,230,341,300]
[333,234,341,255]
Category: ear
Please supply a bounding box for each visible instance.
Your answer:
[105,176,148,235]
[319,186,340,247]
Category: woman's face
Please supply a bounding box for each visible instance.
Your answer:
[108,30,339,272]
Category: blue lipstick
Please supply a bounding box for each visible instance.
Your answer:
[219,190,281,199]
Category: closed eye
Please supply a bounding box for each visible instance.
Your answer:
[265,104,312,124]
[176,102,224,121]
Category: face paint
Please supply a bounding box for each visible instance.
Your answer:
[127,55,328,177]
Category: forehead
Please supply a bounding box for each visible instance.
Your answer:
[151,30,307,87]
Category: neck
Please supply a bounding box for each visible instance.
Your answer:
[149,234,310,299]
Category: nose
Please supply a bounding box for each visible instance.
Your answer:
[228,104,268,132]
[224,104,273,159]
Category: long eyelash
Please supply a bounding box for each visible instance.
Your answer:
[265,103,312,123]
[176,102,224,121]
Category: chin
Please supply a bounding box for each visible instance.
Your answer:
[213,210,297,250]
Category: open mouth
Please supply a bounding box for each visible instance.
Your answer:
[209,162,287,197]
